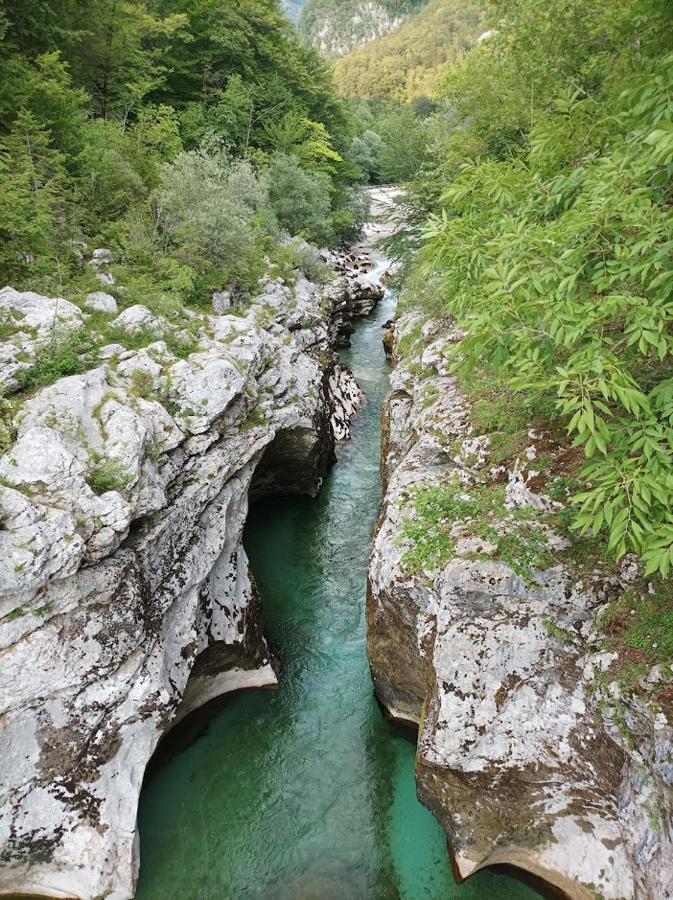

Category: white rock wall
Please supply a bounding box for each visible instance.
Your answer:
[0,255,383,899]
[368,313,673,899]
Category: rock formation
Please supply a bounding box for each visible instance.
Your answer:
[0,256,383,899]
[300,0,407,58]
[368,313,673,899]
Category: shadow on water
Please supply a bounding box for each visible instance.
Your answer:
[135,280,542,899]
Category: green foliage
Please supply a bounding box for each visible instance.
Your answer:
[342,99,437,186]
[0,110,71,281]
[269,238,330,284]
[17,329,99,392]
[410,1,673,576]
[601,585,673,689]
[377,107,430,183]
[0,0,361,288]
[347,130,383,182]
[156,148,270,276]
[267,153,335,246]
[0,397,16,452]
[242,406,268,431]
[400,480,555,580]
[77,106,183,230]
[88,459,133,496]
[332,0,483,101]
[400,482,476,572]
[264,113,343,176]
[130,368,155,398]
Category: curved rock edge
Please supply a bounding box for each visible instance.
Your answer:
[0,250,384,900]
[367,312,673,900]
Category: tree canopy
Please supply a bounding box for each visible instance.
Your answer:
[400,0,673,575]
[0,0,360,288]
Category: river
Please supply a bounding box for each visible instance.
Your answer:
[135,199,539,900]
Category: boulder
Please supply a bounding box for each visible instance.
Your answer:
[85,291,118,313]
[110,304,162,335]
[0,287,85,392]
[212,289,232,313]
[91,248,113,268]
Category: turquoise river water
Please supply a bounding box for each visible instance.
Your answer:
[135,274,540,899]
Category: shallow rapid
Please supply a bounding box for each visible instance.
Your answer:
[135,223,539,899]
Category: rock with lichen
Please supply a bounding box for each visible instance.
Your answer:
[368,311,673,899]
[0,250,385,900]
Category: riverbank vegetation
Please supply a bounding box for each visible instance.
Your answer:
[389,0,673,578]
[0,0,367,303]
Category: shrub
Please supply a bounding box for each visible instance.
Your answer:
[422,55,673,575]
[17,329,99,392]
[347,130,384,182]
[267,153,335,247]
[155,149,269,277]
[270,239,330,284]
[88,459,133,495]
[0,397,16,452]
[130,368,154,398]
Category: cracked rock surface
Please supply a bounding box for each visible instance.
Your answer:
[0,253,382,900]
[368,313,673,899]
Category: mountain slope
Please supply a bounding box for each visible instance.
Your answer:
[300,0,427,58]
[281,0,306,24]
[333,0,484,101]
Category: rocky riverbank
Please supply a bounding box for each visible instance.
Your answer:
[0,244,383,899]
[368,313,673,899]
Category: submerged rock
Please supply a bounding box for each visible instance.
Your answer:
[368,312,673,899]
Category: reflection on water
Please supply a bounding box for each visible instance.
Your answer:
[135,277,540,899]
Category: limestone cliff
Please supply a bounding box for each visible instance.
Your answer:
[0,255,383,899]
[299,0,422,58]
[281,0,306,24]
[368,313,673,899]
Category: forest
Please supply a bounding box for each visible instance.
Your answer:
[0,0,368,298]
[3,0,673,577]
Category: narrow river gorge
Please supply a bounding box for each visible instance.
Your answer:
[134,205,539,900]
[2,4,672,898]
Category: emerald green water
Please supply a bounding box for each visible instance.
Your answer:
[135,278,540,899]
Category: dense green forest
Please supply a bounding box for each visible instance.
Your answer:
[389,0,673,578]
[332,0,483,101]
[0,0,367,299]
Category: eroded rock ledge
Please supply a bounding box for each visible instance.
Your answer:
[0,256,383,899]
[368,313,673,899]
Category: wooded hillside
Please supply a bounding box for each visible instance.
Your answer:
[332,0,483,101]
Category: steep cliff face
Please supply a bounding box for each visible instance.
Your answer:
[368,314,673,899]
[300,0,425,58]
[281,0,306,24]
[0,257,383,899]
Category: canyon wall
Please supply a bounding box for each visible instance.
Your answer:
[299,0,411,58]
[368,313,673,899]
[0,257,382,899]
